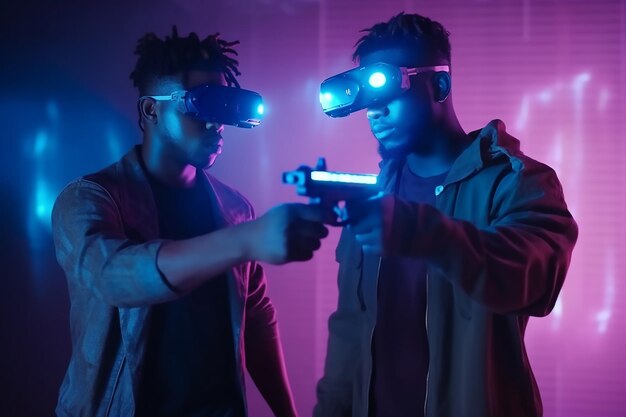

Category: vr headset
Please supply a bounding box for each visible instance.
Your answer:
[143,84,264,128]
[319,62,449,117]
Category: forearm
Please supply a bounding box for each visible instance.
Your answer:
[387,199,577,315]
[157,220,257,293]
[432,216,575,315]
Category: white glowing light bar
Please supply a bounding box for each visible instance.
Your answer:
[310,171,377,185]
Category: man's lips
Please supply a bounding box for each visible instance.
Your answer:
[371,125,395,140]
[203,136,223,148]
[370,123,393,133]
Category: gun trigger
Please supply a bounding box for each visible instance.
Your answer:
[334,205,348,222]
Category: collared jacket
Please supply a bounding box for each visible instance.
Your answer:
[52,146,278,417]
[314,120,578,417]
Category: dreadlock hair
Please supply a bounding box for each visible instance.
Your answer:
[130,26,241,96]
[352,12,451,67]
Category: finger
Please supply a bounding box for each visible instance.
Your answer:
[287,237,321,261]
[301,236,323,254]
[344,196,383,225]
[343,200,367,224]
[290,203,330,223]
[303,237,322,252]
[348,212,381,236]
[289,219,329,239]
[361,243,383,257]
[354,229,381,248]
[320,205,343,226]
[287,248,314,262]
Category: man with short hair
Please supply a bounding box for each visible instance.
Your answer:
[53,27,327,417]
[315,13,578,417]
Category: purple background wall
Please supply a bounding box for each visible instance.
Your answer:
[1,0,624,416]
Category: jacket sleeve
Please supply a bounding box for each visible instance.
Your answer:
[314,229,362,417]
[243,209,297,417]
[51,179,178,307]
[244,261,294,417]
[387,160,578,316]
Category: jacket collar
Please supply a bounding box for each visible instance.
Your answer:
[446,119,523,184]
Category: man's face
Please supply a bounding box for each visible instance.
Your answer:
[360,47,436,159]
[153,70,226,169]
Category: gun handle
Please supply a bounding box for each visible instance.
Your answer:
[319,198,348,226]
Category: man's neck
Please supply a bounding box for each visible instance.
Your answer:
[140,141,197,188]
[406,120,469,178]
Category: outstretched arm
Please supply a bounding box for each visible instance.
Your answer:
[52,179,328,308]
[348,161,578,316]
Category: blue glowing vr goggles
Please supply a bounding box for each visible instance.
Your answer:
[319,62,449,117]
[142,84,264,128]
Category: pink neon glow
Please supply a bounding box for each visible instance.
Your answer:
[5,0,623,415]
[207,1,626,416]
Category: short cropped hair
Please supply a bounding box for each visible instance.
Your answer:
[353,12,451,65]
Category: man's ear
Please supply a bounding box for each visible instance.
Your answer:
[433,71,451,103]
[139,98,158,125]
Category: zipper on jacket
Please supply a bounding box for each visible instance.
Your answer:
[105,355,126,417]
[357,268,367,312]
[364,256,383,417]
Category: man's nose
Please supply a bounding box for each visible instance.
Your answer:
[366,106,390,120]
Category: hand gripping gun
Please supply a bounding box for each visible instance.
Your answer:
[282,157,381,225]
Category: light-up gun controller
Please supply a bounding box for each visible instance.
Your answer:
[283,157,381,225]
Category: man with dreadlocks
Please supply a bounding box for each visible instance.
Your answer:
[51,27,326,417]
[314,13,577,417]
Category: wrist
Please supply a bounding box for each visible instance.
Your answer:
[232,219,257,263]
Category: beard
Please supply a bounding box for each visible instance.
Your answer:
[196,153,218,170]
[377,131,436,162]
[378,142,408,160]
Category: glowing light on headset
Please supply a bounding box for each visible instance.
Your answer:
[368,72,387,88]
[257,104,264,115]
[319,92,333,104]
